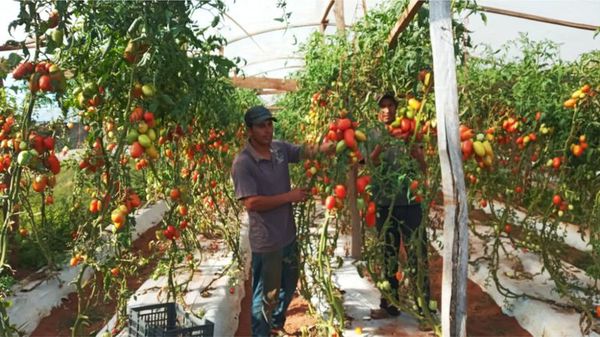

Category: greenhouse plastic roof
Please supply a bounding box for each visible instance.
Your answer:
[1,0,599,108]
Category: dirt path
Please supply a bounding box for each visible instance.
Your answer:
[234,252,531,337]
[30,224,161,337]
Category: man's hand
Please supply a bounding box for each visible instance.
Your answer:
[287,188,309,203]
[410,143,427,173]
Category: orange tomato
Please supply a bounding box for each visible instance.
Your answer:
[170,188,181,201]
[178,205,188,216]
[563,98,577,108]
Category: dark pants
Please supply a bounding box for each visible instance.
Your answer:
[377,204,430,308]
[251,240,299,337]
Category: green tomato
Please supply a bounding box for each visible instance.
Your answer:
[126,129,139,145]
[138,134,152,148]
[147,128,157,141]
[336,140,346,154]
[142,84,156,97]
[51,29,64,44]
[17,151,32,166]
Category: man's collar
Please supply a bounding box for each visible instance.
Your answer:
[245,140,274,162]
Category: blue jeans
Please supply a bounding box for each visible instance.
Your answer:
[251,240,299,337]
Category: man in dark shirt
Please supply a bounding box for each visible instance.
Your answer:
[369,93,430,319]
[231,105,321,337]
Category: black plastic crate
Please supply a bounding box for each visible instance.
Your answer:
[128,302,214,337]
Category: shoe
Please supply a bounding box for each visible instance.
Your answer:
[385,304,400,316]
[379,298,400,317]
[370,308,389,319]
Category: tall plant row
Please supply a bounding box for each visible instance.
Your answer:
[0,1,259,336]
[276,0,600,335]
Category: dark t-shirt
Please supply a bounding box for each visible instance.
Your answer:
[368,128,419,207]
[231,140,301,253]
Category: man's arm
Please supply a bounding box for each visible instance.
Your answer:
[242,188,308,212]
[410,143,427,173]
[301,141,335,159]
[369,144,383,165]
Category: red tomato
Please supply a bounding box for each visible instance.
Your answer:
[46,154,61,175]
[461,140,473,159]
[89,199,101,213]
[325,196,336,210]
[130,142,144,158]
[356,176,370,194]
[552,194,561,206]
[400,117,412,133]
[334,185,347,199]
[343,129,357,149]
[365,212,376,227]
[367,201,376,214]
[552,157,561,169]
[337,118,352,131]
[38,75,53,92]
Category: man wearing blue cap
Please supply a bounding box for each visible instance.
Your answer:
[231,105,327,337]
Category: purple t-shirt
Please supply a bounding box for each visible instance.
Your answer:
[231,140,302,253]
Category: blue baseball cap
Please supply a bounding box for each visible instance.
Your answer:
[244,105,277,127]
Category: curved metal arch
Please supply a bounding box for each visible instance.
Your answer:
[247,65,304,77]
[226,22,352,45]
[243,56,305,67]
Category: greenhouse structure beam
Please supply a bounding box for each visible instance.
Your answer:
[227,22,350,45]
[243,56,304,67]
[255,89,288,95]
[230,76,298,92]
[480,5,600,31]
[320,0,336,32]
[248,65,303,77]
[387,0,425,50]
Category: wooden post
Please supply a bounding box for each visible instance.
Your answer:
[429,1,468,337]
[334,0,345,34]
[348,165,361,258]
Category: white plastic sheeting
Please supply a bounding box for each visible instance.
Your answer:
[7,200,169,336]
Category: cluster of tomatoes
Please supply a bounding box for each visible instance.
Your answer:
[325,116,367,163]
[109,190,143,231]
[387,98,424,142]
[551,193,572,218]
[460,125,495,168]
[12,60,66,94]
[128,107,159,160]
[570,135,588,158]
[563,84,594,108]
[355,175,377,227]
[78,138,107,173]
